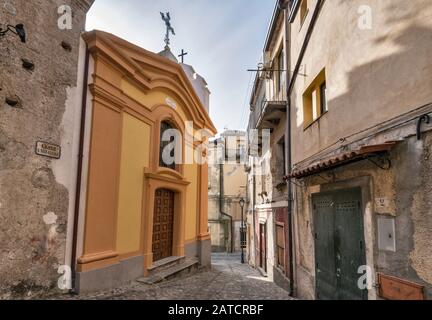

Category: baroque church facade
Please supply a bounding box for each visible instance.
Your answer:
[74,31,216,292]
[0,0,215,296]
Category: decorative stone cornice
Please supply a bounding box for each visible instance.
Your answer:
[82,30,218,135]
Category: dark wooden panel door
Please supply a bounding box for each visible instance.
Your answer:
[152,189,175,262]
[313,188,367,300]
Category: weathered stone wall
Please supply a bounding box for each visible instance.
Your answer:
[0,0,92,298]
[386,132,432,299]
[293,130,432,300]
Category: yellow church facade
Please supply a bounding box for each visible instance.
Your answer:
[73,31,216,292]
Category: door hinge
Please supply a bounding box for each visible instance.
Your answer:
[315,232,318,240]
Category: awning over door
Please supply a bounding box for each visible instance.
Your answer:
[286,141,399,179]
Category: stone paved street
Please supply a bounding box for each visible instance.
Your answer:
[56,253,293,300]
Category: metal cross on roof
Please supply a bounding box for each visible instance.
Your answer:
[160,12,175,46]
[178,49,188,64]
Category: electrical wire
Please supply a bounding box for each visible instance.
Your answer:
[238,71,254,129]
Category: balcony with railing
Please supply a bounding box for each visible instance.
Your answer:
[255,78,287,130]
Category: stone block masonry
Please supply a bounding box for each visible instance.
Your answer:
[0,0,93,298]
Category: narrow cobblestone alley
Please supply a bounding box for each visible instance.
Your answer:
[55,253,293,300]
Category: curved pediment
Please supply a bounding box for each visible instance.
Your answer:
[83,30,217,135]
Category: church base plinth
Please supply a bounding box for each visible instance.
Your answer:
[75,255,144,293]
[198,238,211,268]
[184,238,211,268]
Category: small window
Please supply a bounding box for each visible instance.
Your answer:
[320,82,327,114]
[224,136,244,164]
[303,69,327,128]
[277,48,285,95]
[278,137,286,176]
[300,0,308,25]
[159,121,181,170]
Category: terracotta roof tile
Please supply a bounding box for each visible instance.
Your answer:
[284,141,399,180]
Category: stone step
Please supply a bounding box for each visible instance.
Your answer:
[147,256,186,275]
[137,258,199,285]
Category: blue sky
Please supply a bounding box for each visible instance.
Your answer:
[86,0,276,133]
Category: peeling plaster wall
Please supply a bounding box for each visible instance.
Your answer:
[55,38,90,271]
[293,131,432,300]
[388,133,432,298]
[0,0,93,298]
[410,135,432,285]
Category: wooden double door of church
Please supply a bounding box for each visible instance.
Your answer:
[152,189,175,262]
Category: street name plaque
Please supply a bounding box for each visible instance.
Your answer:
[35,141,61,159]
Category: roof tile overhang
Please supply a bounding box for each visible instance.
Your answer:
[286,141,399,179]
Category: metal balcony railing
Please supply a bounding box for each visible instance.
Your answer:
[249,79,287,130]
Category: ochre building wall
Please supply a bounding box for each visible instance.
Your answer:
[75,31,216,292]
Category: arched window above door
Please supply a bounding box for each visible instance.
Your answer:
[159,121,182,171]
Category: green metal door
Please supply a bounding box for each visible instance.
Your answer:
[313,193,337,300]
[313,187,367,300]
[334,189,367,300]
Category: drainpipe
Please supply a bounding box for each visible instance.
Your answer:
[70,45,90,293]
[244,161,251,262]
[282,3,295,298]
[252,172,257,266]
[284,0,324,298]
[219,162,234,253]
[288,0,325,95]
[286,104,295,298]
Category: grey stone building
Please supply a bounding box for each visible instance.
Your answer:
[0,0,93,298]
